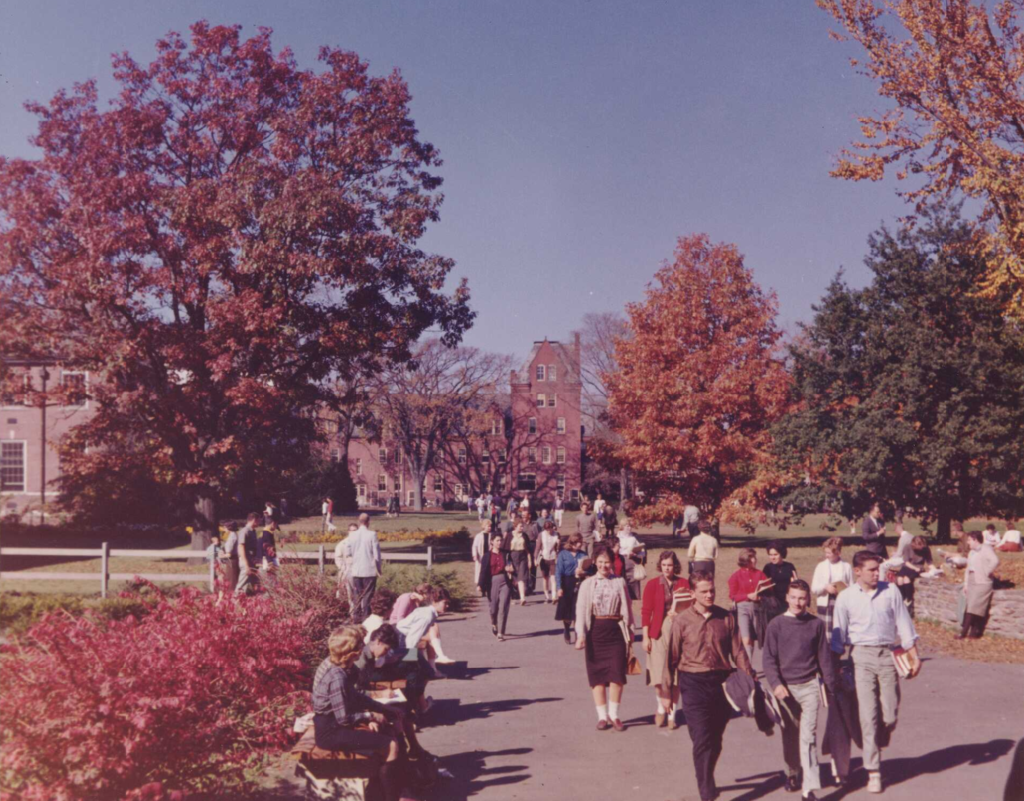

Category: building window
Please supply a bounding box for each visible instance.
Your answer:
[61,371,88,408]
[433,475,443,492]
[528,417,537,434]
[454,483,464,499]
[570,488,580,501]
[499,474,507,491]
[557,417,566,434]
[407,490,415,505]
[528,447,537,465]
[1,371,30,408]
[379,447,388,464]
[491,418,503,435]
[536,394,545,408]
[557,474,566,493]
[357,484,367,499]
[393,475,402,491]
[355,458,362,475]
[548,365,557,381]
[536,365,545,381]
[542,446,551,465]
[458,446,467,464]
[499,449,507,464]
[0,441,26,492]
[556,446,566,464]
[481,450,490,464]
[378,474,387,492]
[330,448,341,462]
[548,394,556,408]
[517,473,537,491]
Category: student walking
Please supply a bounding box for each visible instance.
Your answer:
[727,548,768,662]
[832,551,921,794]
[642,551,691,729]
[576,503,598,556]
[810,537,853,635]
[553,495,565,527]
[348,513,382,623]
[535,519,561,603]
[687,519,719,577]
[234,513,262,596]
[667,570,756,801]
[575,547,634,731]
[759,541,798,635]
[321,497,336,533]
[555,534,588,644]
[479,533,514,640]
[504,520,532,605]
[471,520,491,593]
[764,580,838,801]
[959,530,999,639]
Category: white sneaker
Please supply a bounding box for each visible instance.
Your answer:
[867,772,883,793]
[434,655,456,664]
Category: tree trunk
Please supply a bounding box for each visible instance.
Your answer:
[619,468,628,502]
[936,510,952,544]
[191,493,216,565]
[412,475,424,511]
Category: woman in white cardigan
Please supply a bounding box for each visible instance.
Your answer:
[575,546,635,732]
[810,537,853,635]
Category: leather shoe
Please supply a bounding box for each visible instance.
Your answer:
[785,772,801,792]
[803,794,818,801]
[611,718,625,732]
[596,719,610,731]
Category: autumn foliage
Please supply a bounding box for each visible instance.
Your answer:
[0,588,308,800]
[604,234,790,525]
[0,22,471,541]
[818,0,1024,315]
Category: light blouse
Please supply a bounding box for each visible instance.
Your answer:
[591,574,623,616]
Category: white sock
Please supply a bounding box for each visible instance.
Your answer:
[596,704,608,722]
[608,701,620,721]
[429,637,450,661]
[657,701,667,714]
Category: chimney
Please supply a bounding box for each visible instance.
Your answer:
[574,332,581,364]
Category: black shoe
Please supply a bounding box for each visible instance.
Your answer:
[803,794,818,801]
[785,773,801,793]
[492,624,498,637]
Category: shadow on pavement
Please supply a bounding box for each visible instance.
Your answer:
[504,628,564,640]
[431,696,562,725]
[432,747,533,801]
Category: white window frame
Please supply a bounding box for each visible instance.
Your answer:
[547,394,556,408]
[454,483,464,499]
[357,483,367,499]
[491,418,503,435]
[433,475,443,492]
[536,394,545,408]
[528,417,537,434]
[407,489,416,506]
[1,372,31,409]
[556,417,566,434]
[535,365,545,381]
[60,370,89,409]
[355,458,362,474]
[517,472,537,491]
[0,440,27,493]
[379,447,388,464]
[481,450,490,464]
[330,448,341,462]
[556,473,566,492]
[458,446,467,465]
[499,449,507,464]
[378,474,387,491]
[393,474,402,492]
[548,364,557,381]
[528,447,537,465]
[556,446,566,464]
[542,446,551,465]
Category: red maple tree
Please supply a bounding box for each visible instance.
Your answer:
[0,23,471,543]
[604,234,791,526]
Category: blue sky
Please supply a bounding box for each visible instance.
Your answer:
[0,0,908,356]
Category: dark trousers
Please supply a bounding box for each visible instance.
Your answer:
[489,579,512,635]
[350,576,377,622]
[679,670,731,801]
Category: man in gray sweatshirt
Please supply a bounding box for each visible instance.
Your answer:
[764,579,837,801]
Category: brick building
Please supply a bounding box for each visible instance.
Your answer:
[1,361,93,515]
[342,337,584,508]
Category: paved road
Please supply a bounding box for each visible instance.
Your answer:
[264,593,1023,801]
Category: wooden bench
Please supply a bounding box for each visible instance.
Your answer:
[290,727,382,801]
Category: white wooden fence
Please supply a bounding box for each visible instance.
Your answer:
[0,544,433,598]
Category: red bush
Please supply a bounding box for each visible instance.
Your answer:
[0,588,310,800]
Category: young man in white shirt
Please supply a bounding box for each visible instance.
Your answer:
[997,520,1022,552]
[687,520,719,578]
[348,513,382,622]
[396,588,453,676]
[471,520,491,594]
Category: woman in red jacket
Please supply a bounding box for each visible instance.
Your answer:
[727,547,768,661]
[641,550,691,729]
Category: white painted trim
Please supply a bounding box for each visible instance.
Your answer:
[0,439,28,493]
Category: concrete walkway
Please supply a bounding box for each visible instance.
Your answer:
[265,594,1023,801]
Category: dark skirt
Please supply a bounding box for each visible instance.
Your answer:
[585,617,627,687]
[756,595,785,645]
[313,713,392,752]
[222,560,239,592]
[511,550,530,583]
[555,575,578,621]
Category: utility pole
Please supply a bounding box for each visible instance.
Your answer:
[39,366,49,512]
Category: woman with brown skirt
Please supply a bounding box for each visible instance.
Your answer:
[642,550,691,728]
[575,547,635,731]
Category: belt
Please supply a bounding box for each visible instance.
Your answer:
[594,615,622,621]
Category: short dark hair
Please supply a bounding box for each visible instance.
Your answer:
[690,569,714,587]
[698,519,711,534]
[432,587,452,604]
[852,550,881,569]
[247,512,260,523]
[788,579,811,595]
[985,523,996,532]
[369,623,400,651]
[766,541,788,558]
[658,550,682,575]
[967,530,984,544]
[543,520,556,531]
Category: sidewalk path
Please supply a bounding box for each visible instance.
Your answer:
[416,594,1021,801]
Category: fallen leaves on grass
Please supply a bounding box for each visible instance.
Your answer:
[917,619,1024,665]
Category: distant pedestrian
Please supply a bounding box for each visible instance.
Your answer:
[759,541,798,633]
[480,533,514,640]
[575,547,634,732]
[861,502,887,557]
[683,504,700,539]
[234,512,262,596]
[504,520,532,606]
[576,503,598,556]
[221,523,240,600]
[348,513,382,622]
[687,519,719,577]
[810,537,852,636]
[959,530,999,639]
[555,533,588,644]
[472,520,491,593]
[535,519,561,603]
[334,523,357,602]
[642,551,691,729]
[554,494,565,527]
[727,548,768,662]
[322,496,336,533]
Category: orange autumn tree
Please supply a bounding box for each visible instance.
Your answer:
[604,234,791,527]
[818,0,1024,316]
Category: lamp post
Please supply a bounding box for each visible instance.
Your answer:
[39,366,49,513]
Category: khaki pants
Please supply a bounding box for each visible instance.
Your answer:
[780,679,822,794]
[852,645,900,772]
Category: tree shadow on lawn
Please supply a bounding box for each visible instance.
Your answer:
[725,739,1014,801]
[430,747,532,801]
[430,696,562,725]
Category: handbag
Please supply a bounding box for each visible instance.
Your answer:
[632,561,647,582]
[627,651,643,676]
